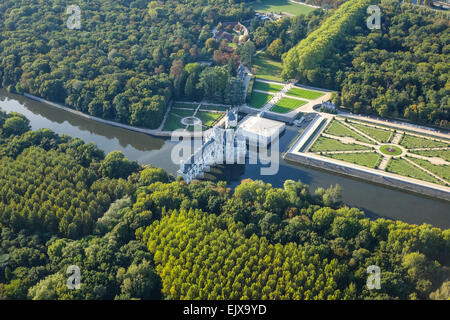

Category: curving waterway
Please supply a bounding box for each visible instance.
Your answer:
[1,90,449,229]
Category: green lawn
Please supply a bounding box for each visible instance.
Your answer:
[400,134,449,149]
[287,87,325,100]
[249,91,273,109]
[162,113,186,131]
[171,109,195,117]
[324,120,372,143]
[196,111,224,127]
[270,97,307,113]
[386,158,441,185]
[199,104,230,112]
[349,122,393,143]
[408,157,450,183]
[408,149,450,162]
[324,152,383,169]
[253,81,284,93]
[248,0,316,16]
[252,53,283,82]
[173,102,198,109]
[310,136,371,152]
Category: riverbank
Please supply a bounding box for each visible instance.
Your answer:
[23,93,201,138]
[283,152,450,202]
[2,91,449,228]
[284,113,450,202]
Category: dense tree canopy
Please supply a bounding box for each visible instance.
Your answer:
[282,0,449,128]
[0,0,254,128]
[339,2,450,128]
[0,111,448,300]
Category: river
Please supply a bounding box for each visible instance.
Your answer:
[1,90,449,229]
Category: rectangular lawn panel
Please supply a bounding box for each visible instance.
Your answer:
[408,149,450,162]
[252,54,283,82]
[349,122,393,143]
[171,109,195,117]
[253,81,284,93]
[310,136,371,152]
[270,97,307,113]
[249,91,273,109]
[408,157,450,183]
[287,87,325,100]
[324,152,383,169]
[386,158,441,185]
[325,120,372,143]
[199,104,229,112]
[163,113,185,131]
[196,111,224,127]
[248,0,316,16]
[173,102,198,109]
[400,134,449,149]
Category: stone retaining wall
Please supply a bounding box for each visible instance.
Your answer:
[283,152,450,202]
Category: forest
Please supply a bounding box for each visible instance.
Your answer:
[0,0,254,128]
[282,0,449,128]
[0,110,448,300]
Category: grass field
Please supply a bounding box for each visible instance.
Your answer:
[349,122,393,143]
[162,113,186,131]
[324,120,372,143]
[400,134,449,149]
[248,0,316,16]
[408,157,450,183]
[253,81,283,93]
[408,149,450,162]
[310,136,371,152]
[249,91,273,109]
[287,87,325,100]
[270,97,307,113]
[171,109,195,117]
[324,152,383,169]
[199,104,230,112]
[196,111,224,127]
[386,158,441,185]
[173,102,198,109]
[252,53,283,82]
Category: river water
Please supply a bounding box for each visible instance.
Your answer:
[1,90,449,229]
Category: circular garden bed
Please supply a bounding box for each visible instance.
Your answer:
[379,145,403,156]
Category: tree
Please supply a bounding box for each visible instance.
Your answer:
[237,41,255,67]
[205,38,218,50]
[139,167,171,186]
[184,73,196,100]
[267,39,283,59]
[2,116,30,137]
[197,66,229,102]
[99,151,139,179]
[116,260,161,299]
[429,281,450,300]
[224,77,245,106]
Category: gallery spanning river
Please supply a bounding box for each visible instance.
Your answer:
[1,90,449,229]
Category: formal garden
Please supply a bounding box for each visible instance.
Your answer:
[248,79,324,114]
[270,97,308,113]
[162,102,226,131]
[307,117,450,187]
